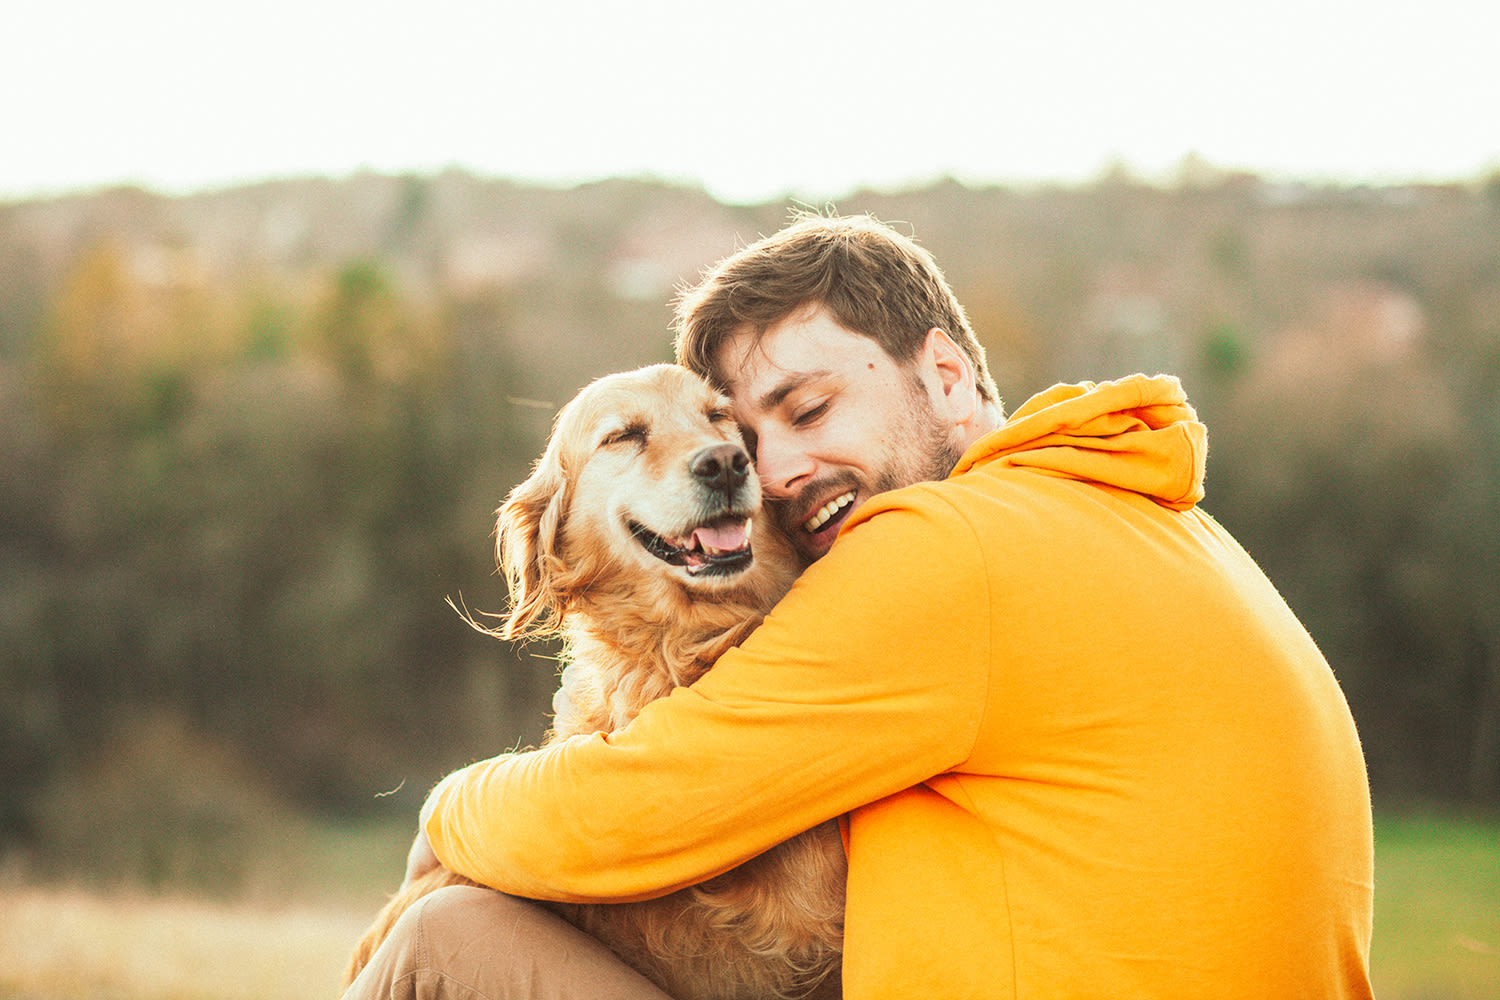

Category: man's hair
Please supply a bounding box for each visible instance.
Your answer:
[673,212,1000,403]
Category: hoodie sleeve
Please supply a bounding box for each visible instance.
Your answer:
[424,489,992,902]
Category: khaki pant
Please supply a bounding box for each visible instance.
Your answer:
[343,886,675,1000]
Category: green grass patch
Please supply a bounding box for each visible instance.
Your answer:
[1372,810,1500,1000]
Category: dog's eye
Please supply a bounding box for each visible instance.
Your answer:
[601,424,647,448]
[708,408,734,425]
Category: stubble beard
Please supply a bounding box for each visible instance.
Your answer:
[779,379,965,563]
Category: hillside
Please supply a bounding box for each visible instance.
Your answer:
[2,169,1497,887]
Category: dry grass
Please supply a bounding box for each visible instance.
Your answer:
[0,886,371,1000]
[0,811,407,1000]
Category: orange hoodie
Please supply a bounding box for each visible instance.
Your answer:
[427,375,1375,999]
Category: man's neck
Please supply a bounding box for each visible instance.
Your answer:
[961,399,1005,450]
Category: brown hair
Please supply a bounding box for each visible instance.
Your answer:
[673,212,999,403]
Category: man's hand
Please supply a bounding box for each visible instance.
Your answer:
[402,824,441,887]
[401,773,454,887]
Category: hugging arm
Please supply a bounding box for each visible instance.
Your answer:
[423,495,991,902]
[400,779,455,887]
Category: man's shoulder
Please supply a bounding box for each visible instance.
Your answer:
[851,456,1019,528]
[840,456,1109,563]
[799,481,997,624]
[838,477,989,554]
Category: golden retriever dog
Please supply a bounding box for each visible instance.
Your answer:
[344,364,847,1000]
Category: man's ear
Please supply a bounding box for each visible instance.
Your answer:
[923,327,978,425]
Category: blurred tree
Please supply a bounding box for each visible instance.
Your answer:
[1200,320,1251,380]
[1484,170,1500,214]
[5,171,1500,891]
[30,240,141,432]
[1209,284,1485,799]
[312,258,404,386]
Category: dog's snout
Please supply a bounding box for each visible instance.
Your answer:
[690,443,750,494]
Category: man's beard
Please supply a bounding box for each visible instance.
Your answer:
[870,378,966,494]
[775,376,966,561]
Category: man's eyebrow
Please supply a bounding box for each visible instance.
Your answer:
[755,370,836,412]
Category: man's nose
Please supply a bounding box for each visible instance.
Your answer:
[752,435,815,499]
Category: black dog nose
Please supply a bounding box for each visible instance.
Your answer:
[689,443,750,494]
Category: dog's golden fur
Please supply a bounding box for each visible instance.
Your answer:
[344,364,846,999]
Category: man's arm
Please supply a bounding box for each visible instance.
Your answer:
[400,773,458,887]
[403,822,439,886]
[426,491,993,901]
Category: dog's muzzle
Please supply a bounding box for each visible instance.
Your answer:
[630,515,755,576]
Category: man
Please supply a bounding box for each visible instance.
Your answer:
[350,214,1375,998]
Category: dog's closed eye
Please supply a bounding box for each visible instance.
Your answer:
[601,423,648,448]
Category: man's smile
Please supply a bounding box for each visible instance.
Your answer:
[802,490,855,533]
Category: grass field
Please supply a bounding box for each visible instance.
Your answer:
[1369,811,1500,999]
[1,810,1495,999]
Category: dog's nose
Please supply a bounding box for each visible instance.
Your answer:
[689,443,750,494]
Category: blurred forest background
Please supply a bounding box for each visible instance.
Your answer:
[1,165,1498,903]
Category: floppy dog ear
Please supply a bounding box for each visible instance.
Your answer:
[494,451,572,641]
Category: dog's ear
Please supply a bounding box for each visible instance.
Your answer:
[495,450,571,641]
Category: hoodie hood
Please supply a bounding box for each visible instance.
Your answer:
[954,374,1207,511]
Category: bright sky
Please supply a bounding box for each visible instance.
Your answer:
[5,0,1498,204]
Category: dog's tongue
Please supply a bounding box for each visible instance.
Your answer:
[692,519,749,553]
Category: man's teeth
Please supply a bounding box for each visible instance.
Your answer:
[803,492,855,533]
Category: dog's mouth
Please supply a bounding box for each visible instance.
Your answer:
[630,515,755,577]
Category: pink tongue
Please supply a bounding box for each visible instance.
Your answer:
[692,520,749,552]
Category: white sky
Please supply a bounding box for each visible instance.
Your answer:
[4,0,1498,204]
